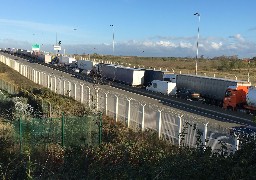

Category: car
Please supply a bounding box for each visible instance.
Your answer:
[176,88,201,100]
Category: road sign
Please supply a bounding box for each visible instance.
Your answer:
[32,44,40,51]
[54,45,61,51]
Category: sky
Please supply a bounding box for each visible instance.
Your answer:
[0,0,256,58]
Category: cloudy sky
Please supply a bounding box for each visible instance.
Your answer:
[0,0,256,58]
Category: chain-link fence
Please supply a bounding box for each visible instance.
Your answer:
[14,113,102,153]
[0,54,240,152]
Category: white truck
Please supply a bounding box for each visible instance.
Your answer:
[77,60,98,75]
[38,54,52,63]
[146,80,177,95]
[59,56,76,65]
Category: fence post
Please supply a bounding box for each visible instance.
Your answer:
[80,84,84,103]
[47,75,50,88]
[54,76,57,93]
[158,109,162,139]
[61,113,65,147]
[50,76,54,91]
[87,86,91,107]
[63,80,66,95]
[68,81,71,97]
[234,135,240,151]
[38,71,41,85]
[25,66,28,78]
[34,69,36,82]
[74,83,77,100]
[115,95,119,122]
[105,92,109,115]
[141,103,146,131]
[178,114,183,147]
[58,78,62,94]
[203,122,209,147]
[127,98,131,128]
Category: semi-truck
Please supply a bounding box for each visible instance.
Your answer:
[59,56,76,65]
[176,74,251,106]
[223,86,256,114]
[77,60,98,74]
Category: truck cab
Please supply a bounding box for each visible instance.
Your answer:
[223,86,248,110]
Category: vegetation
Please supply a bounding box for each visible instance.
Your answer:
[1,113,256,179]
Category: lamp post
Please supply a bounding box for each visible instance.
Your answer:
[194,12,200,75]
[110,25,114,55]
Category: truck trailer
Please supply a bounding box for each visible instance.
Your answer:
[77,60,98,71]
[115,67,145,86]
[59,56,76,65]
[146,80,177,95]
[176,74,251,105]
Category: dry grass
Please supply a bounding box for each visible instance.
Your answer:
[0,119,14,139]
[85,55,256,85]
[0,62,42,90]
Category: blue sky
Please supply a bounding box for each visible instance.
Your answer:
[0,0,256,58]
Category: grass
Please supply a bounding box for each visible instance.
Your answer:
[78,54,256,85]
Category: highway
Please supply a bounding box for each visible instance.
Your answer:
[1,52,255,128]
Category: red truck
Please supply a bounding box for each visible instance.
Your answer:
[223,86,256,114]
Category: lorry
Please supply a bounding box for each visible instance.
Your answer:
[146,80,177,95]
[223,86,256,114]
[115,67,145,86]
[59,56,76,65]
[77,60,98,74]
[176,74,251,106]
[38,54,52,63]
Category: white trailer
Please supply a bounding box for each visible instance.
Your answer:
[59,56,76,65]
[146,80,177,95]
[38,54,52,63]
[115,67,145,86]
[77,60,98,71]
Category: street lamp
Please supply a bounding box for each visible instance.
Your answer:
[194,12,200,75]
[110,25,114,55]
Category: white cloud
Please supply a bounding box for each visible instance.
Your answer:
[211,42,222,49]
[156,41,177,47]
[229,33,245,42]
[234,34,245,41]
[142,41,155,47]
[179,42,192,48]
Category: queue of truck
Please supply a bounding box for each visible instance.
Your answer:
[2,48,256,115]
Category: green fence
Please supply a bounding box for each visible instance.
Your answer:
[15,113,102,153]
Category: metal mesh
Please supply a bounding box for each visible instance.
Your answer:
[98,90,106,112]
[144,104,158,131]
[161,112,179,144]
[13,114,102,152]
[130,100,141,130]
[106,93,115,118]
[118,96,128,123]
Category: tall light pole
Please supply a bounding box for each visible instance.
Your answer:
[194,12,200,75]
[110,25,114,55]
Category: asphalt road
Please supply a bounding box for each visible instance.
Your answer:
[1,52,255,128]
